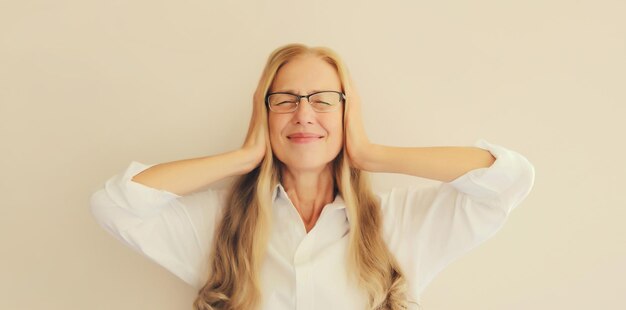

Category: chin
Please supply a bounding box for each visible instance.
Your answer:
[284,161,328,171]
[277,158,333,171]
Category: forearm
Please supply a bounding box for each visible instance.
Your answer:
[131,149,257,196]
[361,143,496,183]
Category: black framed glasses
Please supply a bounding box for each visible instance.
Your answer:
[265,90,346,113]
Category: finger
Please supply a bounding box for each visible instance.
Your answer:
[345,70,357,93]
[253,73,268,99]
[345,78,361,110]
[253,74,270,112]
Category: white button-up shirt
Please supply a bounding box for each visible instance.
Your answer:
[90,139,535,309]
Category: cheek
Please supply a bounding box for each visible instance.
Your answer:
[268,117,284,137]
[268,117,289,153]
[328,116,344,137]
[325,119,344,147]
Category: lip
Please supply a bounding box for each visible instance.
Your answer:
[287,132,324,144]
[287,132,324,138]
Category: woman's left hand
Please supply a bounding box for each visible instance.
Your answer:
[344,71,374,170]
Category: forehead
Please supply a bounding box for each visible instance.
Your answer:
[270,55,342,93]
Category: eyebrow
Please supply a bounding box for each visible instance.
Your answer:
[273,89,331,94]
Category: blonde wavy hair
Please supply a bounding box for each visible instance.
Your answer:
[194,43,410,310]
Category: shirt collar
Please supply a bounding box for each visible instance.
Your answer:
[272,183,346,211]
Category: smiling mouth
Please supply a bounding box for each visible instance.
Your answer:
[287,136,324,144]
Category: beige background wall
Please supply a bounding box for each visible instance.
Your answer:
[1,0,624,309]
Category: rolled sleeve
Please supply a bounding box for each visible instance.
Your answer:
[447,138,536,210]
[90,161,225,289]
[380,138,536,299]
[101,161,182,218]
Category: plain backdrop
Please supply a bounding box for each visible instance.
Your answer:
[1,0,624,309]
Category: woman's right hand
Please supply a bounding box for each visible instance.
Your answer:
[241,71,269,171]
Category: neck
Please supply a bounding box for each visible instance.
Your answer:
[280,164,336,232]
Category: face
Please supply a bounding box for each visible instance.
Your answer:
[268,55,344,173]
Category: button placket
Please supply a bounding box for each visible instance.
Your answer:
[294,237,315,310]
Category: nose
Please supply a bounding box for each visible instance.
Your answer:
[293,96,316,123]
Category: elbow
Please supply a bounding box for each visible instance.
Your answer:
[89,189,112,230]
[89,188,128,235]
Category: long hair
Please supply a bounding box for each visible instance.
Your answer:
[194,43,409,310]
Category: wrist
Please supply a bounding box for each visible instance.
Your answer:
[234,148,257,175]
[353,142,382,172]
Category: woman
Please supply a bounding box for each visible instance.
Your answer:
[90,43,535,310]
